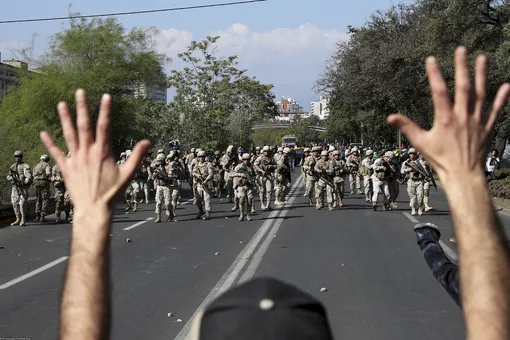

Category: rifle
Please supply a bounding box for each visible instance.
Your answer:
[405,161,438,191]
[10,169,23,195]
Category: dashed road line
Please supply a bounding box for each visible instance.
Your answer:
[123,217,155,231]
[0,256,69,290]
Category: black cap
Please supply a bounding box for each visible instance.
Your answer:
[191,277,333,340]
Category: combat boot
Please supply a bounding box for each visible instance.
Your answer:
[251,206,256,214]
[203,211,211,220]
[425,204,433,212]
[308,197,313,207]
[40,215,47,223]
[372,202,377,211]
[316,201,322,210]
[411,207,416,216]
[19,217,26,226]
[155,212,161,223]
[166,207,174,222]
[239,211,245,221]
[274,200,282,206]
[418,208,423,216]
[246,213,252,221]
[35,213,41,222]
[350,190,354,195]
[328,203,334,211]
[384,204,390,211]
[390,202,398,210]
[196,209,204,219]
[11,218,21,226]
[132,201,138,212]
[338,201,344,208]
[357,189,363,195]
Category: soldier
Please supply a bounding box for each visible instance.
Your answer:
[211,151,223,197]
[300,148,311,196]
[302,147,319,206]
[123,150,142,212]
[221,145,237,209]
[274,147,292,205]
[330,150,347,208]
[193,150,214,220]
[401,148,425,216]
[141,156,152,204]
[385,152,400,210]
[360,149,374,202]
[117,152,126,165]
[51,156,70,223]
[152,153,173,223]
[254,145,276,211]
[185,148,196,186]
[233,153,257,221]
[33,154,52,222]
[346,147,363,194]
[7,150,32,226]
[371,151,393,211]
[419,153,434,212]
[314,151,334,210]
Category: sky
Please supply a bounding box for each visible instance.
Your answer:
[0,0,414,107]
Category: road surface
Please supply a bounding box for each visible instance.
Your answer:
[1,169,509,339]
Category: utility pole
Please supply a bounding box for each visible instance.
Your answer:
[397,129,402,148]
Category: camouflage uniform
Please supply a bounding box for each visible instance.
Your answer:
[7,150,32,226]
[33,155,52,222]
[346,147,363,194]
[302,147,319,206]
[371,153,392,210]
[51,163,70,223]
[401,148,424,215]
[419,154,433,212]
[274,147,292,205]
[360,150,374,202]
[314,151,333,210]
[330,150,347,208]
[253,146,276,211]
[233,153,257,221]
[194,151,214,220]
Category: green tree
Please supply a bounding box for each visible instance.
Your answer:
[168,36,277,150]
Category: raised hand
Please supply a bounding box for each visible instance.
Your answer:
[387,47,510,182]
[40,89,151,212]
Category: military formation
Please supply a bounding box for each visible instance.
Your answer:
[5,144,436,226]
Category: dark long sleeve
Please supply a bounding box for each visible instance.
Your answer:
[415,225,461,308]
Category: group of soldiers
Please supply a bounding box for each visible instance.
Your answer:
[5,143,436,227]
[300,146,435,214]
[6,150,72,226]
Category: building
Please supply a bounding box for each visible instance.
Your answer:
[276,96,304,122]
[132,82,168,103]
[0,58,28,100]
[310,96,330,120]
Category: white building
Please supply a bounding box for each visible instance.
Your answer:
[133,83,168,103]
[310,96,330,120]
[0,59,28,100]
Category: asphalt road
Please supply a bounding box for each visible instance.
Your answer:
[0,169,508,339]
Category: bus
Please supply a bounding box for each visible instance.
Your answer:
[281,135,297,147]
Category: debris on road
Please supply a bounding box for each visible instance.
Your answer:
[320,287,328,292]
[214,252,220,255]
[126,238,133,243]
[239,241,243,244]
[167,313,173,317]
[176,319,183,323]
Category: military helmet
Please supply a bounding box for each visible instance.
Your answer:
[352,147,359,152]
[156,154,165,162]
[168,151,175,159]
[40,154,50,161]
[283,147,291,154]
[384,151,394,158]
[214,150,220,156]
[408,148,417,154]
[304,147,311,152]
[120,152,126,157]
[365,150,374,156]
[197,151,206,157]
[312,147,321,152]
[157,149,165,154]
[255,146,261,151]
[328,145,336,152]
[262,145,270,152]
[13,150,23,157]
[242,153,251,160]
[320,151,328,157]
[125,150,132,157]
[332,150,340,156]
[277,147,283,152]
[191,148,196,153]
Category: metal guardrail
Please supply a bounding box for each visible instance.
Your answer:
[252,124,326,132]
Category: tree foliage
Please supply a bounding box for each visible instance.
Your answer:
[317,0,510,150]
[168,36,277,150]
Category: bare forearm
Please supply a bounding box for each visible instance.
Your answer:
[60,211,112,340]
[444,175,510,339]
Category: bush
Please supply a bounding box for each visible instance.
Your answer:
[495,168,510,180]
[488,177,510,199]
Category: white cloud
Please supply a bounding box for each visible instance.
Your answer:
[156,23,348,105]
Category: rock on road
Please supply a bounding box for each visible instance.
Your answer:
[2,168,509,339]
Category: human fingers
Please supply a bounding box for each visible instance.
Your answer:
[425,57,452,125]
[95,94,112,156]
[473,55,487,123]
[453,47,471,119]
[57,101,78,154]
[387,114,425,148]
[75,89,94,151]
[486,83,510,133]
[40,131,68,175]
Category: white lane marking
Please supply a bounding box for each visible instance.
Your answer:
[123,217,154,231]
[0,256,69,290]
[173,174,303,340]
[401,212,458,262]
[403,212,419,223]
[238,175,304,283]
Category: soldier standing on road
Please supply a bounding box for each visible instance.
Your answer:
[401,148,425,216]
[52,158,70,223]
[371,151,392,211]
[347,147,363,195]
[419,153,434,212]
[33,154,52,222]
[361,149,374,202]
[302,147,320,206]
[274,147,292,205]
[300,148,311,196]
[253,145,276,211]
[233,153,257,221]
[211,151,223,198]
[193,150,213,220]
[314,151,333,210]
[7,150,32,226]
[385,152,400,210]
[151,153,172,223]
[330,150,347,208]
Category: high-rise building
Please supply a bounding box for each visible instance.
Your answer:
[133,82,168,103]
[310,96,330,120]
[276,96,304,122]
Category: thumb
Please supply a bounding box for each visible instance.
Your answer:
[387,114,424,147]
[120,140,152,184]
